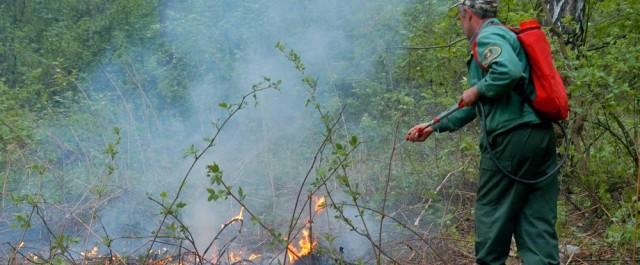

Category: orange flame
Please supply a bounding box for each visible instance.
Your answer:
[227,251,261,263]
[287,228,316,263]
[229,251,241,263]
[80,246,99,258]
[248,254,261,261]
[314,196,326,213]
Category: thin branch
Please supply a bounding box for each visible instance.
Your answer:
[216,179,304,264]
[99,222,116,264]
[284,107,344,264]
[147,196,200,259]
[609,112,639,172]
[414,164,466,226]
[386,38,467,51]
[321,180,402,265]
[34,205,77,265]
[592,118,637,170]
[202,212,244,258]
[6,242,46,265]
[377,122,400,263]
[0,116,23,138]
[338,202,448,264]
[144,81,277,263]
[8,206,35,265]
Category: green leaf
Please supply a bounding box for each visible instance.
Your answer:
[337,175,350,187]
[184,144,198,158]
[275,41,286,52]
[14,213,31,229]
[207,188,218,201]
[302,75,317,89]
[51,256,68,265]
[238,186,246,201]
[207,163,224,185]
[208,163,220,173]
[167,222,177,232]
[349,135,359,147]
[102,236,112,247]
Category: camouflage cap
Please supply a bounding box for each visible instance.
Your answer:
[453,0,499,18]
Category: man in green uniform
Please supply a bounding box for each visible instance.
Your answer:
[405,1,560,264]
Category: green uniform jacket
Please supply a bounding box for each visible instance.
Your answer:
[432,18,541,144]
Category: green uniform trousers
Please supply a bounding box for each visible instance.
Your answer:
[475,123,560,265]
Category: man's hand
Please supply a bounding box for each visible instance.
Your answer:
[461,86,479,106]
[405,124,434,142]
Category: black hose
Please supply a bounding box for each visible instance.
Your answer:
[478,103,568,184]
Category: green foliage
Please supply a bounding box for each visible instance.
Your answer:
[205,162,231,202]
[184,144,199,159]
[207,163,223,186]
[559,0,640,253]
[51,256,70,265]
[13,212,31,229]
[218,102,230,110]
[104,127,121,159]
[51,234,79,255]
[206,188,229,202]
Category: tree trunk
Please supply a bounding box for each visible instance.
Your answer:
[541,0,588,48]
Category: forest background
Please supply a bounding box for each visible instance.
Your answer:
[0,0,638,264]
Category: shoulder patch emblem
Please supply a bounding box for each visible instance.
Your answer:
[481,46,502,67]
